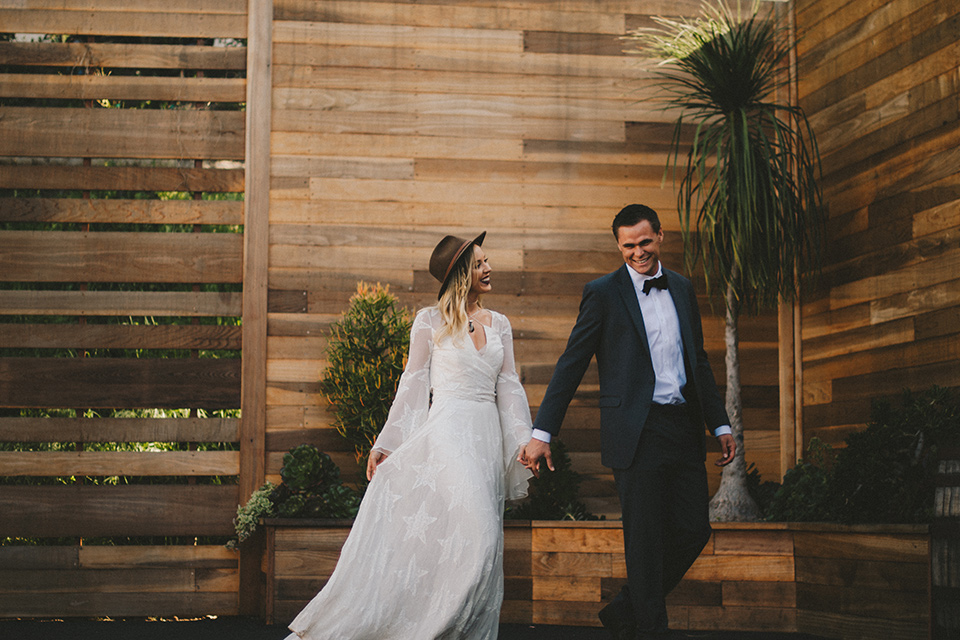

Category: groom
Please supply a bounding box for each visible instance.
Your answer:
[521,204,735,639]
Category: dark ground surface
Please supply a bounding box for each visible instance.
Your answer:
[0,617,829,640]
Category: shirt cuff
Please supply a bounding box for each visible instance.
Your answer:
[531,429,552,443]
[714,425,732,437]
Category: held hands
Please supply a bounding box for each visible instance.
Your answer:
[518,438,553,478]
[366,450,388,481]
[715,433,736,467]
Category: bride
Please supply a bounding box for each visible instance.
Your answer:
[286,231,534,640]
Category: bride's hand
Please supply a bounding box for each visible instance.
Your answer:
[366,450,388,481]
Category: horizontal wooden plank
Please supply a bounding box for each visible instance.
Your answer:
[0,41,246,70]
[0,166,244,194]
[275,0,625,35]
[0,546,79,570]
[0,416,239,443]
[0,230,242,283]
[0,567,214,594]
[78,544,236,569]
[796,582,928,622]
[0,357,241,409]
[796,556,928,593]
[532,525,623,554]
[0,323,242,350]
[271,42,648,79]
[2,0,246,13]
[532,575,601,602]
[0,591,238,618]
[0,107,244,160]
[684,555,795,582]
[306,177,649,210]
[0,451,239,477]
[0,10,246,39]
[793,531,929,563]
[272,64,637,100]
[524,31,627,57]
[0,484,238,536]
[272,88,662,124]
[0,74,245,102]
[531,551,614,578]
[272,129,523,161]
[0,289,242,316]
[722,580,796,608]
[273,20,523,53]
[272,109,625,144]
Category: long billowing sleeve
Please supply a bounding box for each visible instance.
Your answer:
[370,309,434,455]
[493,312,534,501]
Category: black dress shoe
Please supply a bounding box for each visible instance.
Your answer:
[598,604,637,640]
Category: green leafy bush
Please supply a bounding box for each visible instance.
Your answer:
[320,282,411,479]
[506,439,597,521]
[232,445,359,544]
[766,386,960,523]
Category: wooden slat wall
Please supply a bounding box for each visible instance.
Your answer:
[795,0,960,446]
[266,0,783,517]
[0,0,246,618]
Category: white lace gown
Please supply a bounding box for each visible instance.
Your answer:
[286,307,534,640]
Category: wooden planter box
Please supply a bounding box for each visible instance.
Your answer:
[261,519,929,639]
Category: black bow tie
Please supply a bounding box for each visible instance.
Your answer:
[642,274,668,294]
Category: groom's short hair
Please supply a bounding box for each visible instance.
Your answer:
[612,204,661,238]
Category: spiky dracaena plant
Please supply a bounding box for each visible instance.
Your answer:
[626,1,824,521]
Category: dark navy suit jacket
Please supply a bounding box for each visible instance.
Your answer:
[532,264,729,469]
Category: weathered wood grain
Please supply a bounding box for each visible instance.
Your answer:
[0,289,242,316]
[0,166,244,194]
[0,484,238,536]
[0,323,242,350]
[0,416,239,443]
[0,41,246,69]
[0,230,242,283]
[0,107,245,160]
[0,73,245,102]
[0,357,241,409]
[0,451,239,477]
[0,9,246,39]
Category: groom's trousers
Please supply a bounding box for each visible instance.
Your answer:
[611,402,712,632]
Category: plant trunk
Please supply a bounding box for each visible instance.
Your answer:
[708,272,761,521]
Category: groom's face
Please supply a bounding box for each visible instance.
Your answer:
[616,220,663,276]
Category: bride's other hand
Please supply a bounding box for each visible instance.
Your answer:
[367,451,388,481]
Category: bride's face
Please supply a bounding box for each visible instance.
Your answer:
[469,245,492,296]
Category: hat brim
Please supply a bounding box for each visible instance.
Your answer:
[437,231,486,299]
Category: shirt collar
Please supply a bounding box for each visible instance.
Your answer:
[626,262,664,289]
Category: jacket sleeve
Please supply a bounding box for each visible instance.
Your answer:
[531,283,603,437]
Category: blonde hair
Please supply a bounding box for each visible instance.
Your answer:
[434,247,481,345]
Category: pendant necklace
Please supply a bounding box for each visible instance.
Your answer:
[467,309,480,333]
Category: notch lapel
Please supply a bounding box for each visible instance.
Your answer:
[616,265,652,361]
[666,270,696,367]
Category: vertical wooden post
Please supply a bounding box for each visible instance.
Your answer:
[778,300,797,478]
[779,0,803,479]
[239,0,272,616]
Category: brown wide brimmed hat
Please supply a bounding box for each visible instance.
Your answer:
[429,231,486,299]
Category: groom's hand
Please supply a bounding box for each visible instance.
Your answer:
[519,437,554,478]
[715,433,735,467]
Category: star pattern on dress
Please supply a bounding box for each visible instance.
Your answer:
[438,524,470,564]
[394,553,429,596]
[410,458,445,492]
[447,480,471,512]
[402,501,438,543]
[372,478,403,524]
